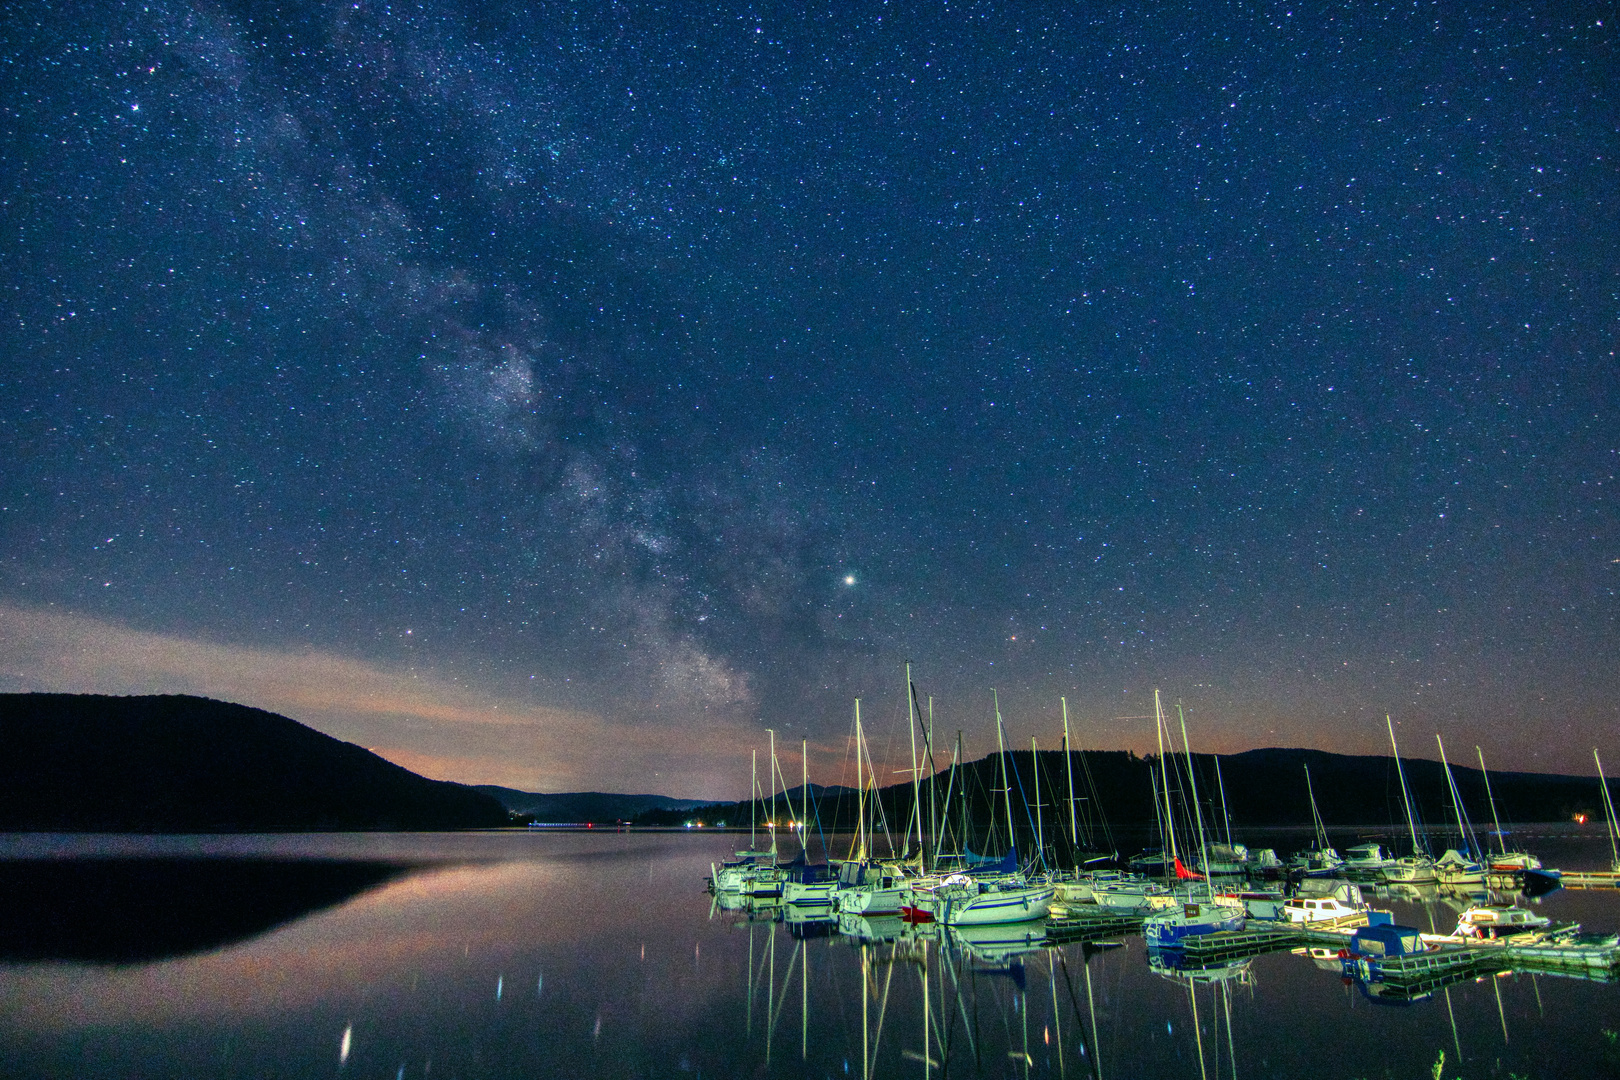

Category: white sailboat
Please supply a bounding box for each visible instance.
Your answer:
[1473,746,1550,882]
[1433,735,1485,887]
[1382,715,1438,884]
[1288,764,1345,877]
[1143,695,1244,948]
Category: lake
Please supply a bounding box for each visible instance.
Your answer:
[0,829,1615,1078]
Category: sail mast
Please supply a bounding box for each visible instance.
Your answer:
[1154,691,1178,864]
[1062,697,1079,858]
[1475,746,1506,858]
[1215,756,1233,849]
[927,696,938,872]
[905,663,922,860]
[768,728,779,856]
[1305,764,1328,851]
[1387,715,1425,857]
[1177,703,1211,891]
[854,700,866,861]
[1436,734,1480,858]
[1597,749,1620,873]
[993,690,1016,859]
[750,748,759,851]
[1032,736,1045,871]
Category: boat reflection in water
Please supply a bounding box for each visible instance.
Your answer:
[711,861,1619,1080]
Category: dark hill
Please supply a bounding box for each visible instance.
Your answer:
[635,745,1608,859]
[0,693,509,831]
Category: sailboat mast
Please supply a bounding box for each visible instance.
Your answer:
[1032,736,1045,870]
[1475,746,1506,858]
[1177,703,1212,892]
[1062,697,1079,856]
[927,697,937,872]
[1305,764,1327,850]
[906,663,922,860]
[854,700,866,861]
[1214,756,1233,849]
[1154,691,1179,864]
[1435,734,1477,856]
[802,739,810,848]
[768,728,779,848]
[1596,749,1620,873]
[1387,715,1424,857]
[933,730,959,867]
[993,690,1016,859]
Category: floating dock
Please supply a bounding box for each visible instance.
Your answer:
[1044,911,1145,943]
[1556,870,1620,889]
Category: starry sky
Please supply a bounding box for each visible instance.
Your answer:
[2,2,1616,796]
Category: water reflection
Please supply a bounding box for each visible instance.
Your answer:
[0,857,413,963]
[0,832,1613,1078]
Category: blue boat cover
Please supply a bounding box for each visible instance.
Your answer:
[1347,923,1425,958]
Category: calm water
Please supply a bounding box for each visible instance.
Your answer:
[0,830,1616,1079]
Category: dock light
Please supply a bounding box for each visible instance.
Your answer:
[1574,813,1588,824]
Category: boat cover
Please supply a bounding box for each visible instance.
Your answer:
[1347,923,1425,958]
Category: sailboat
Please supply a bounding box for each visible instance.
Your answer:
[1142,695,1245,948]
[835,697,920,916]
[1382,716,1438,884]
[1471,746,1560,891]
[781,736,840,908]
[712,747,787,895]
[907,693,1054,926]
[1288,764,1346,877]
[1432,735,1486,887]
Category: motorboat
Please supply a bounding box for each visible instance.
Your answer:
[1196,842,1250,876]
[1451,904,1552,941]
[1216,887,1286,920]
[1342,843,1394,876]
[1282,880,1372,926]
[1142,896,1245,948]
[1339,922,1433,984]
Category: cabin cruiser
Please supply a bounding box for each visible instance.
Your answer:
[1339,923,1433,984]
[1451,904,1553,941]
[1195,842,1250,876]
[1282,880,1372,925]
[1382,854,1438,884]
[1142,895,1245,948]
[1288,843,1346,878]
[1342,843,1394,876]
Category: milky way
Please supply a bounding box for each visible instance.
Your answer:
[2,3,1615,793]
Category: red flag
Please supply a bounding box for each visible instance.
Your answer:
[1174,856,1205,881]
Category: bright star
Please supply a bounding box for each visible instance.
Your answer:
[843,574,856,586]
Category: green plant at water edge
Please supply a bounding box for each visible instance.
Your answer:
[1601,1028,1620,1069]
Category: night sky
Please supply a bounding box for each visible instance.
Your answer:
[2,2,1616,796]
